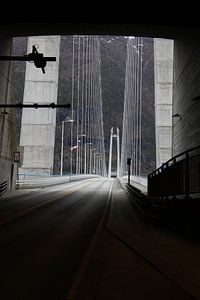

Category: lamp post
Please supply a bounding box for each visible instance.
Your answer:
[76,134,86,174]
[70,144,79,175]
[94,152,100,174]
[60,117,73,176]
[97,155,102,175]
[84,142,92,174]
[89,148,96,174]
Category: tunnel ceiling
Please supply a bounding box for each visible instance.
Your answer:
[1,20,200,39]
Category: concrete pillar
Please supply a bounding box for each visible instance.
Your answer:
[0,37,16,188]
[19,36,60,175]
[154,38,173,167]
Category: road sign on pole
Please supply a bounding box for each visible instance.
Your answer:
[13,151,20,164]
[127,158,131,185]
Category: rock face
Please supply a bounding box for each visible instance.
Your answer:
[12,35,156,176]
[12,37,27,145]
[99,36,156,175]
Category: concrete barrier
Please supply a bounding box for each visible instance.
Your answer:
[16,174,101,189]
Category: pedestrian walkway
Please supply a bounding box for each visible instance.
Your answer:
[69,179,200,299]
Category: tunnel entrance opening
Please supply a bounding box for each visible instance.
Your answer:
[0,33,178,192]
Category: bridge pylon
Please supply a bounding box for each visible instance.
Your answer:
[108,127,120,178]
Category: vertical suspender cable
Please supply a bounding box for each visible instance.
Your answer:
[85,36,89,174]
[81,37,85,174]
[139,37,143,176]
[76,36,80,174]
[70,35,75,174]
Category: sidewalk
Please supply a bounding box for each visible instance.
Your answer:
[71,180,200,299]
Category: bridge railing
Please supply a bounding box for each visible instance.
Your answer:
[16,173,70,189]
[148,145,200,199]
[16,173,101,189]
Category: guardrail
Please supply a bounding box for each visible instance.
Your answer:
[16,174,70,189]
[0,181,9,196]
[148,145,200,199]
[16,174,101,189]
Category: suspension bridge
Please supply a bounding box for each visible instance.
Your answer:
[17,35,145,186]
[1,24,200,300]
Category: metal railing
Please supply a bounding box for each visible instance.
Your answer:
[16,173,101,189]
[16,174,70,189]
[0,181,9,196]
[148,145,200,199]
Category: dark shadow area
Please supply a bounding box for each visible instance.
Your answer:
[126,183,200,242]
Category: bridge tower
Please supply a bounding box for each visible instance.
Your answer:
[154,38,173,167]
[19,36,60,175]
[108,127,120,178]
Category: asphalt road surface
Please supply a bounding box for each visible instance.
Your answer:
[0,177,112,299]
[1,178,200,300]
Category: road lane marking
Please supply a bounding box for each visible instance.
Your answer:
[65,179,114,300]
[0,178,104,226]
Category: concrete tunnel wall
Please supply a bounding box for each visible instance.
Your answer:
[173,39,200,155]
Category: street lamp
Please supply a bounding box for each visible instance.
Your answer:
[89,148,96,174]
[94,152,100,174]
[60,117,74,176]
[76,134,86,174]
[97,154,102,175]
[84,142,92,174]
